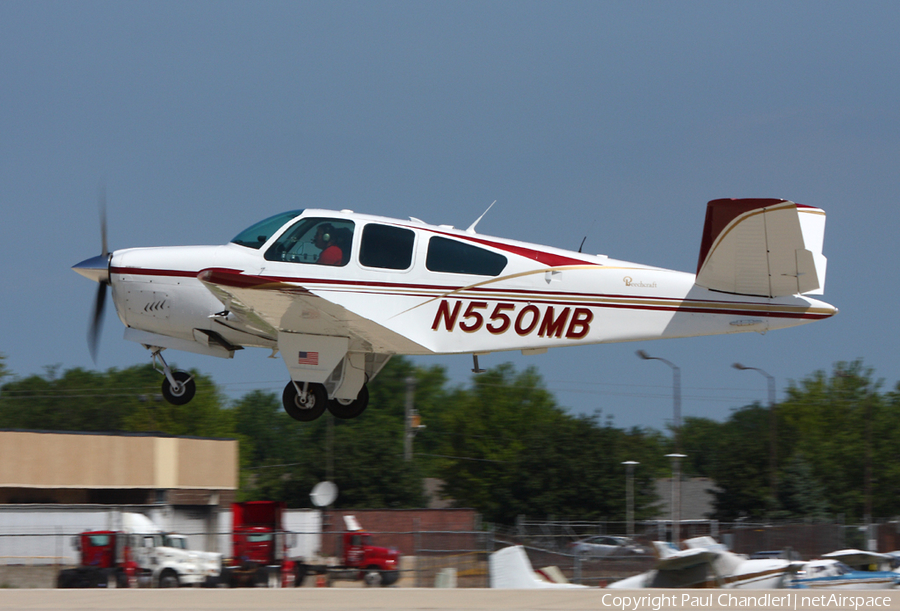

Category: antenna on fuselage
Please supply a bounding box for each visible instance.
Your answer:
[466,200,497,234]
[577,219,596,253]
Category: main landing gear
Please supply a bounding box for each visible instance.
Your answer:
[282,381,369,422]
[151,349,196,406]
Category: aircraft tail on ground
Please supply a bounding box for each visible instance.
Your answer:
[695,199,828,298]
[489,546,588,589]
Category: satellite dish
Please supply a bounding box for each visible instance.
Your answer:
[310,481,338,507]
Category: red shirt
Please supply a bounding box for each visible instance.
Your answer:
[319,245,343,265]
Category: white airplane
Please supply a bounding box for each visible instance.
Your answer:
[607,537,798,589]
[73,198,836,421]
[788,558,899,590]
[489,546,588,588]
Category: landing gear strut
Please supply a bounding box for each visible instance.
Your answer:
[151,349,196,405]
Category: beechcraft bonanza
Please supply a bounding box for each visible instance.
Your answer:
[73,198,836,422]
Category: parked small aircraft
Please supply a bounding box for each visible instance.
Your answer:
[607,537,799,589]
[73,198,835,421]
[788,559,899,590]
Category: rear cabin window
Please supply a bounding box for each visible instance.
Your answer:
[359,224,415,270]
[426,236,507,276]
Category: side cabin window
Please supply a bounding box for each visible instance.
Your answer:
[359,224,415,270]
[426,236,507,276]
[264,218,354,266]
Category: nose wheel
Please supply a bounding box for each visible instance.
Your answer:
[282,381,327,421]
[162,370,196,405]
[151,349,196,405]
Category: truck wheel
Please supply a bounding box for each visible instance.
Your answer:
[363,567,382,587]
[103,568,118,588]
[57,570,74,588]
[381,570,399,586]
[158,570,180,588]
[202,574,220,588]
[294,563,309,587]
[269,569,281,588]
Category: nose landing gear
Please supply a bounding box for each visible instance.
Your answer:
[151,349,196,406]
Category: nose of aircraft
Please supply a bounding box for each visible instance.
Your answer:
[72,254,110,283]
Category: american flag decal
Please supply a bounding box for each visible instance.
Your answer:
[298,351,319,366]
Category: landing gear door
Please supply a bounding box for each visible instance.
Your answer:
[278,332,348,386]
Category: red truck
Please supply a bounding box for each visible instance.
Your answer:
[224,501,302,587]
[305,515,401,587]
[57,530,130,588]
[224,502,400,587]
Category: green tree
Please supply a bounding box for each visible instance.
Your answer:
[680,416,724,478]
[772,453,830,521]
[779,360,880,522]
[235,357,435,508]
[0,363,232,438]
[706,405,772,521]
[430,363,661,523]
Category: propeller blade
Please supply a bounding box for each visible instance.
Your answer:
[86,181,111,363]
[88,281,108,364]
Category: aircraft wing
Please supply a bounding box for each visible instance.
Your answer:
[822,549,894,567]
[655,547,720,571]
[695,199,827,298]
[197,268,426,354]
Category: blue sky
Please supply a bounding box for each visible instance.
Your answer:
[2,1,897,431]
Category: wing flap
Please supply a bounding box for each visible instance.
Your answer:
[695,199,828,298]
[197,268,426,354]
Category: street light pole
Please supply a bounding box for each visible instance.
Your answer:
[636,350,682,452]
[404,376,416,461]
[637,350,685,546]
[733,363,777,501]
[622,461,639,538]
[665,453,686,545]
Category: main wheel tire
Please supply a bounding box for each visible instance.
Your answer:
[327,385,369,419]
[162,370,195,405]
[283,382,327,422]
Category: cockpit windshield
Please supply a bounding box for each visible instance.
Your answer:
[231,210,303,249]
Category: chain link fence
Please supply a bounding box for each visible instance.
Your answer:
[1,519,899,588]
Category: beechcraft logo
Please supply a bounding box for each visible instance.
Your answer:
[623,276,657,288]
[298,351,319,366]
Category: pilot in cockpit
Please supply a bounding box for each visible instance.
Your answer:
[313,223,343,266]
